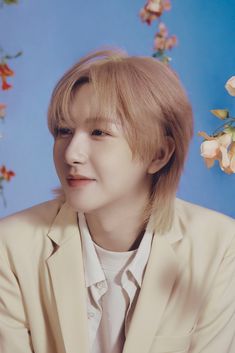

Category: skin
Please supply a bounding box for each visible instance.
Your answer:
[53,83,174,251]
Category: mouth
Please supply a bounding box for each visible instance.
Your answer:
[66,176,95,187]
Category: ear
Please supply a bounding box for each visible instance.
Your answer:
[147,136,175,174]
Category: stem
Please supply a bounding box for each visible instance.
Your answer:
[212,118,235,136]
[0,190,7,207]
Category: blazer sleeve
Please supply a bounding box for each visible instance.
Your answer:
[0,249,34,353]
[189,234,235,353]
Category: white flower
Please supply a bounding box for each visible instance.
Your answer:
[225,76,235,96]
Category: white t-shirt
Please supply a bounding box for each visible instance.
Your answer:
[78,213,154,353]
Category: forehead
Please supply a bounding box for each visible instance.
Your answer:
[69,83,118,127]
[70,83,96,120]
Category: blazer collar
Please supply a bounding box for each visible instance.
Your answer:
[47,198,183,246]
[47,201,77,246]
[46,201,90,353]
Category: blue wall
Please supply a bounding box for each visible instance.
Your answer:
[1,0,235,218]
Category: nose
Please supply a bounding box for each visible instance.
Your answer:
[64,133,88,165]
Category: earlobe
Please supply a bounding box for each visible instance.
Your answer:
[147,136,175,174]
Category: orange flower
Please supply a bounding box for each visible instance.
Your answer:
[0,63,14,90]
[0,165,15,181]
[0,103,6,119]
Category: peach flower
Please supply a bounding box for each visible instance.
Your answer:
[199,132,235,173]
[139,0,171,25]
[146,0,162,13]
[225,76,235,96]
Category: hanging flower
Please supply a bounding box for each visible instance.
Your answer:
[0,0,18,5]
[225,76,235,97]
[153,22,177,63]
[0,103,6,119]
[199,132,235,173]
[0,62,14,90]
[140,0,171,25]
[153,22,177,51]
[0,165,15,181]
[199,75,235,174]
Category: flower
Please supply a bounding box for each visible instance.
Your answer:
[0,165,15,181]
[199,132,235,174]
[153,22,177,52]
[158,21,168,36]
[165,35,177,50]
[225,76,235,97]
[0,103,6,119]
[3,0,18,4]
[0,62,14,90]
[139,0,171,25]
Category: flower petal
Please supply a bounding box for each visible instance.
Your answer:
[225,76,235,96]
[200,140,219,158]
[220,146,230,168]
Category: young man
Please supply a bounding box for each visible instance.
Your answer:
[0,49,235,353]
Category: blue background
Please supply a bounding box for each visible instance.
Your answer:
[1,0,235,218]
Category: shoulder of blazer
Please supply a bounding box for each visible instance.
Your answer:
[0,199,65,247]
[175,197,235,242]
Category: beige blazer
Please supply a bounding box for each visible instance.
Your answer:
[0,198,235,353]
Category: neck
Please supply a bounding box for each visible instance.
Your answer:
[85,193,150,252]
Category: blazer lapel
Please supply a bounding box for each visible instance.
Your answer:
[46,202,89,353]
[123,213,183,353]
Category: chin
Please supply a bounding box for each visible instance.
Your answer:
[65,197,95,214]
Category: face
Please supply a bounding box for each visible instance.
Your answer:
[53,83,153,215]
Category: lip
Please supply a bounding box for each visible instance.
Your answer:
[66,175,95,187]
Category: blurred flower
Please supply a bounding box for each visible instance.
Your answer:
[163,0,171,11]
[0,103,6,119]
[0,62,14,90]
[165,35,177,50]
[139,0,171,25]
[225,76,235,97]
[158,21,168,36]
[154,35,165,51]
[153,22,177,53]
[199,131,235,174]
[0,165,15,181]
[1,0,18,5]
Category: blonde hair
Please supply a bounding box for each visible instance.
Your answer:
[48,48,193,234]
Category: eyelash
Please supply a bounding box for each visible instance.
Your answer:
[55,127,109,138]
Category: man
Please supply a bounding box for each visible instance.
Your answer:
[0,49,235,353]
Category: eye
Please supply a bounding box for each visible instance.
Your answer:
[55,127,73,138]
[91,129,109,137]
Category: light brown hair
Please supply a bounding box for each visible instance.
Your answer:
[48,48,193,233]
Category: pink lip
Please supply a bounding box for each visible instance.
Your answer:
[67,178,95,187]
